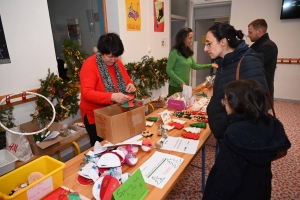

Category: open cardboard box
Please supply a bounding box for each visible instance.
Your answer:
[94,104,146,144]
[20,121,64,156]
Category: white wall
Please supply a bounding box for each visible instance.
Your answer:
[106,0,171,98]
[230,0,300,101]
[0,0,57,96]
[190,0,300,101]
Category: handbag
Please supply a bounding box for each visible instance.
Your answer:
[6,127,33,162]
[236,56,276,117]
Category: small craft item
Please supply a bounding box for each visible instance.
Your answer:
[100,175,121,200]
[141,139,153,152]
[193,118,209,123]
[28,172,44,184]
[122,94,135,111]
[126,144,139,154]
[172,119,187,124]
[155,136,168,149]
[183,115,192,119]
[168,122,184,130]
[182,132,200,140]
[77,175,94,186]
[183,127,201,134]
[157,124,163,136]
[125,151,138,166]
[97,152,122,168]
[190,122,206,128]
[78,162,98,180]
[141,130,153,138]
[92,176,104,200]
[161,124,174,131]
[172,111,184,118]
[74,122,85,128]
[9,182,28,196]
[111,150,125,164]
[117,145,128,157]
[146,121,154,126]
[41,186,80,200]
[146,117,158,122]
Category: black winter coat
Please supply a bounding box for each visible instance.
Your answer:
[250,33,278,101]
[203,114,291,200]
[207,40,267,140]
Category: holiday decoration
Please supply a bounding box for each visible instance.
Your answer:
[125,55,169,99]
[35,69,79,124]
[0,104,15,149]
[62,39,87,83]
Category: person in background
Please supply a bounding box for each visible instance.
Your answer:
[248,19,278,103]
[166,27,218,97]
[204,23,267,141]
[202,79,291,200]
[80,33,136,146]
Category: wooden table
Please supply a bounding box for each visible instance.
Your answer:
[63,83,212,199]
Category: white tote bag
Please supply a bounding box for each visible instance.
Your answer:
[6,127,33,162]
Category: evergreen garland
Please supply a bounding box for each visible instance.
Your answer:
[62,39,86,83]
[125,56,169,99]
[34,69,79,125]
[0,104,15,132]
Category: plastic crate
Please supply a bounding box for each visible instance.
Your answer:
[0,149,18,176]
[0,156,65,200]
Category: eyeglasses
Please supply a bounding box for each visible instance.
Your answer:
[221,97,227,106]
[205,41,212,48]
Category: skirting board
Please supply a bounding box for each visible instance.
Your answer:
[275,98,300,103]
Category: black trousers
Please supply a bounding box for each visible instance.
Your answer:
[84,115,103,146]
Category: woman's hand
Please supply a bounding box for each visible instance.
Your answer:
[181,83,186,89]
[111,93,130,104]
[212,63,218,68]
[126,83,136,93]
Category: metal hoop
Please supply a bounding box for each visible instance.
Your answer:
[0,92,56,135]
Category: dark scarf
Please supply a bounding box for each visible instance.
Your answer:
[96,54,127,93]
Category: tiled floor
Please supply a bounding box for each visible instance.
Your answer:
[166,100,300,200]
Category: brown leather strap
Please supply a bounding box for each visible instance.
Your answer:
[236,56,244,80]
[235,56,276,117]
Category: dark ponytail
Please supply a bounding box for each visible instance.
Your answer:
[208,23,244,48]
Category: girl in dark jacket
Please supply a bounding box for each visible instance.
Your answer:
[204,23,267,141]
[202,79,291,200]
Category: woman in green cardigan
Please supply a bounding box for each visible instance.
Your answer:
[166,27,218,96]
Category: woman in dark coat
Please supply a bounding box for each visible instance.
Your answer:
[204,23,267,141]
[202,79,291,200]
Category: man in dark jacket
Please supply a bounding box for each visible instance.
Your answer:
[248,19,278,103]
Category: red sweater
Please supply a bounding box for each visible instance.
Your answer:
[80,54,133,124]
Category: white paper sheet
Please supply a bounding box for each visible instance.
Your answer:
[157,136,199,154]
[139,151,183,189]
[42,131,60,141]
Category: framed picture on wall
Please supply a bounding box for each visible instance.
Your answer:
[0,15,11,64]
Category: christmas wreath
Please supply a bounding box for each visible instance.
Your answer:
[34,69,80,125]
[125,55,169,99]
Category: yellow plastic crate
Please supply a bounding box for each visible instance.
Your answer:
[0,156,65,200]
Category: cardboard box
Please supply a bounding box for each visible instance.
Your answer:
[20,121,64,156]
[94,104,146,144]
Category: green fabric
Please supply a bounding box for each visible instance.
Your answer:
[166,49,212,87]
[168,85,182,97]
[146,117,158,122]
[190,122,207,128]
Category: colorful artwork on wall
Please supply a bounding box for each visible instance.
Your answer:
[154,0,164,32]
[125,0,141,31]
[0,15,11,65]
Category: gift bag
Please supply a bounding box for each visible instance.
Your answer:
[6,127,33,162]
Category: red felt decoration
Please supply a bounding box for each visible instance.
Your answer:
[181,132,200,140]
[169,122,184,129]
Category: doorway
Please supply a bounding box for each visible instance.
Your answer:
[191,3,231,86]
